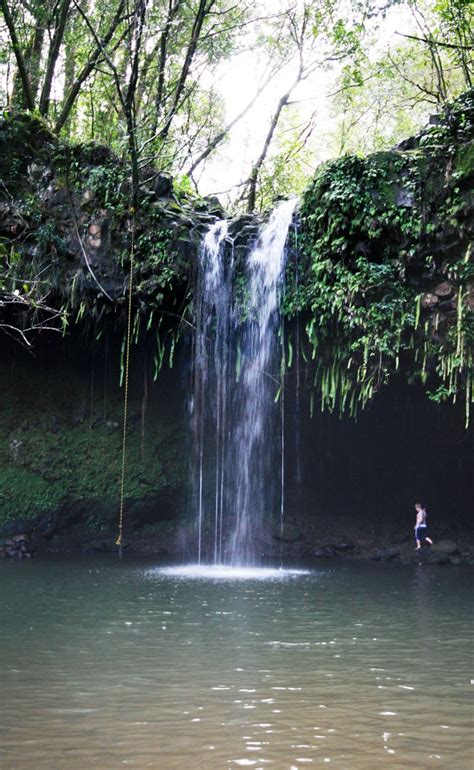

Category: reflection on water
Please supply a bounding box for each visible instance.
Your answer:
[1,558,472,769]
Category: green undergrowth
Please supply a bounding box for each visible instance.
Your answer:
[287,89,474,425]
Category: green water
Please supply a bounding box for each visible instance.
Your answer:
[1,557,472,769]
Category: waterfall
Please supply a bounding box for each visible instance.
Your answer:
[191,219,230,564]
[191,199,297,565]
[293,218,303,520]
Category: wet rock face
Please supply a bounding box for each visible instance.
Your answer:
[292,90,474,421]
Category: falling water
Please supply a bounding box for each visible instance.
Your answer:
[293,217,303,518]
[191,199,297,565]
[279,315,286,567]
[191,219,230,564]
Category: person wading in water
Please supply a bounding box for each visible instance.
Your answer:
[414,502,433,550]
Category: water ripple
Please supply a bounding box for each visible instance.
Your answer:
[0,557,472,769]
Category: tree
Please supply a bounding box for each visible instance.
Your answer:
[0,260,65,348]
[0,0,128,127]
[240,0,374,211]
[327,0,473,158]
[2,0,471,211]
[0,0,247,172]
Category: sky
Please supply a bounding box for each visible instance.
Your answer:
[195,2,420,199]
[0,0,431,202]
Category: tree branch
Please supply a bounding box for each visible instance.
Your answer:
[395,31,474,51]
[186,61,284,177]
[157,0,217,142]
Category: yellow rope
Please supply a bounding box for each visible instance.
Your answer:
[116,213,135,550]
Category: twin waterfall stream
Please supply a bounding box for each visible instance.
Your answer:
[191,200,297,566]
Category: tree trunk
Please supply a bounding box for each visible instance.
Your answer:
[153,0,184,127]
[0,0,35,110]
[55,0,126,132]
[158,0,216,142]
[26,22,45,103]
[246,90,291,213]
[39,0,72,116]
[186,66,280,177]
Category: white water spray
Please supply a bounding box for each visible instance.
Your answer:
[191,219,229,563]
[191,199,297,565]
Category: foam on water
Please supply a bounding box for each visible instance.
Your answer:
[148,564,310,580]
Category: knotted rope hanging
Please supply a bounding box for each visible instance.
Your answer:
[116,214,136,556]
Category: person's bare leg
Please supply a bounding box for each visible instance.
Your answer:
[415,538,421,550]
[425,537,433,545]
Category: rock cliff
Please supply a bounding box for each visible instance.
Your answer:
[0,92,472,556]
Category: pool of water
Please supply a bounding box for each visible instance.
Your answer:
[1,557,472,769]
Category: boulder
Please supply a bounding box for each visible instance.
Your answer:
[152,173,173,198]
[0,534,31,558]
[372,546,400,561]
[313,546,334,558]
[434,281,454,297]
[333,541,354,553]
[421,292,439,308]
[431,540,459,556]
[273,522,302,542]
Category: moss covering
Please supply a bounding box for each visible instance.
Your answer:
[0,111,56,183]
[0,353,186,531]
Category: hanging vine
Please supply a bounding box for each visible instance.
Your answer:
[287,90,474,425]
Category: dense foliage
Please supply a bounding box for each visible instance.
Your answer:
[327,0,473,157]
[0,109,224,369]
[292,90,473,424]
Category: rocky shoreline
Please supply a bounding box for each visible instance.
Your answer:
[1,517,472,566]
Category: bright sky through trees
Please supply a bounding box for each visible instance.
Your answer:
[0,0,471,210]
[195,2,438,197]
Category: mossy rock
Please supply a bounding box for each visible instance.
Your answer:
[0,111,55,182]
[455,140,474,179]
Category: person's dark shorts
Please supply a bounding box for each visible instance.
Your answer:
[415,527,430,541]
